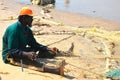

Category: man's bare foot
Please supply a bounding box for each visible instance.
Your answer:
[44,60,66,76]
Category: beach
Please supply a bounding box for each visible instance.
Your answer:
[1,0,120,80]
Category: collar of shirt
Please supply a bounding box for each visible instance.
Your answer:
[18,21,22,27]
[17,21,27,29]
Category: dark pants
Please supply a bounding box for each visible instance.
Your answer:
[38,50,56,58]
[7,48,56,71]
[22,47,56,58]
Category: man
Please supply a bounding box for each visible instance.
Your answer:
[2,7,64,75]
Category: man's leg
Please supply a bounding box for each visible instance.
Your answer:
[44,59,65,76]
[7,57,44,71]
[7,57,65,76]
[38,50,56,58]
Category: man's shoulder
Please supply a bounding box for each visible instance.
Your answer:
[3,22,19,37]
[7,22,19,31]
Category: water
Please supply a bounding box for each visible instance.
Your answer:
[15,0,120,23]
[15,0,31,4]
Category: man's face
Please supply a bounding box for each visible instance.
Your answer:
[26,16,33,27]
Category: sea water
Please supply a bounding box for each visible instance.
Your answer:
[15,0,120,23]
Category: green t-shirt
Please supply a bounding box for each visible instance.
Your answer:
[2,22,47,63]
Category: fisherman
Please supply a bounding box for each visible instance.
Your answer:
[2,7,64,75]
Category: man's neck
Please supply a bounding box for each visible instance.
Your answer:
[18,21,27,28]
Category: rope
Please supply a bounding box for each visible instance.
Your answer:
[28,72,54,79]
[46,35,75,46]
[1,16,120,79]
[0,17,17,21]
[1,16,120,41]
[67,63,106,78]
[66,62,120,79]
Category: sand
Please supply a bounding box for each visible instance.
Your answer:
[1,0,120,80]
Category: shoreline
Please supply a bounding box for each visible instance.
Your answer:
[0,0,120,31]
[16,0,120,24]
[50,9,120,31]
[55,7,120,24]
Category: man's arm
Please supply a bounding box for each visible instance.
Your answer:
[27,28,48,51]
[2,27,23,63]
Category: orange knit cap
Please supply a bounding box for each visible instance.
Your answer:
[19,7,33,16]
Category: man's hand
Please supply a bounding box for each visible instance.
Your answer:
[48,47,59,53]
[22,51,38,61]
